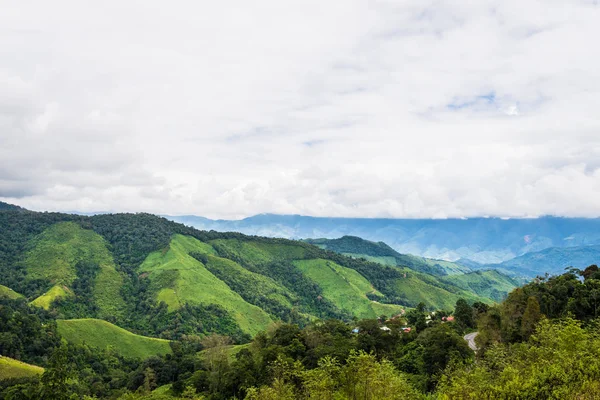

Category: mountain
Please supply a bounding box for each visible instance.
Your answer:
[483,245,600,277]
[167,214,600,264]
[305,235,472,276]
[0,205,510,344]
[305,236,519,303]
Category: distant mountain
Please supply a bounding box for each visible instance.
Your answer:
[166,214,600,264]
[484,245,600,278]
[305,236,471,276]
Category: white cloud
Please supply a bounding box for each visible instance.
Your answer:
[0,0,599,218]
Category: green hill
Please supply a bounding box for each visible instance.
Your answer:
[139,234,274,336]
[0,356,44,380]
[294,259,404,319]
[305,236,519,308]
[30,284,72,309]
[0,209,523,341]
[0,284,23,300]
[440,269,519,302]
[24,222,126,318]
[306,236,471,275]
[57,319,172,359]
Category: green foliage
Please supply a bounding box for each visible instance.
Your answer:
[0,298,61,366]
[197,253,300,323]
[454,298,475,330]
[23,222,126,319]
[139,234,273,336]
[40,345,74,400]
[245,351,424,400]
[57,319,172,360]
[438,318,600,399]
[477,268,600,346]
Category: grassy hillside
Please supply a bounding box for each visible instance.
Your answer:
[0,284,23,299]
[57,319,172,359]
[1,209,520,342]
[441,270,519,302]
[0,356,44,380]
[139,234,273,336]
[209,238,308,264]
[294,259,404,319]
[389,267,490,310]
[30,284,72,309]
[203,254,298,317]
[24,222,125,318]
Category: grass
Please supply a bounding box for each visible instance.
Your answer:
[30,284,72,309]
[209,239,308,264]
[139,234,273,336]
[57,319,172,360]
[441,270,519,302]
[294,259,404,319]
[0,356,44,380]
[0,284,23,299]
[391,267,491,310]
[24,222,126,318]
[205,254,297,310]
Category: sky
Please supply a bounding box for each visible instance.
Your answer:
[1,0,600,219]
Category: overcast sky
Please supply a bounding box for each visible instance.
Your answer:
[1,1,599,219]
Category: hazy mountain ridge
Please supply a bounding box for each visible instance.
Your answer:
[168,214,600,265]
[480,245,600,277]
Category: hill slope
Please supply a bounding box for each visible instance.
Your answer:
[138,234,274,336]
[0,356,44,380]
[306,236,471,275]
[293,259,403,318]
[0,284,23,300]
[24,222,126,318]
[0,207,522,341]
[57,319,172,359]
[440,270,520,302]
[305,236,518,305]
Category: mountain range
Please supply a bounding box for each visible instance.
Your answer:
[0,202,519,343]
[167,213,600,275]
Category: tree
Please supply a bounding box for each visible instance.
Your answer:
[40,345,73,400]
[520,296,542,339]
[454,299,474,330]
[143,367,157,393]
[417,324,473,390]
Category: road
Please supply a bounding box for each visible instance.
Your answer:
[464,332,478,351]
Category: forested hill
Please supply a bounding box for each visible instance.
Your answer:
[0,203,512,342]
[3,203,600,399]
[306,235,472,275]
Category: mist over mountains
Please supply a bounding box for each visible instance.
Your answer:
[167,214,600,267]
